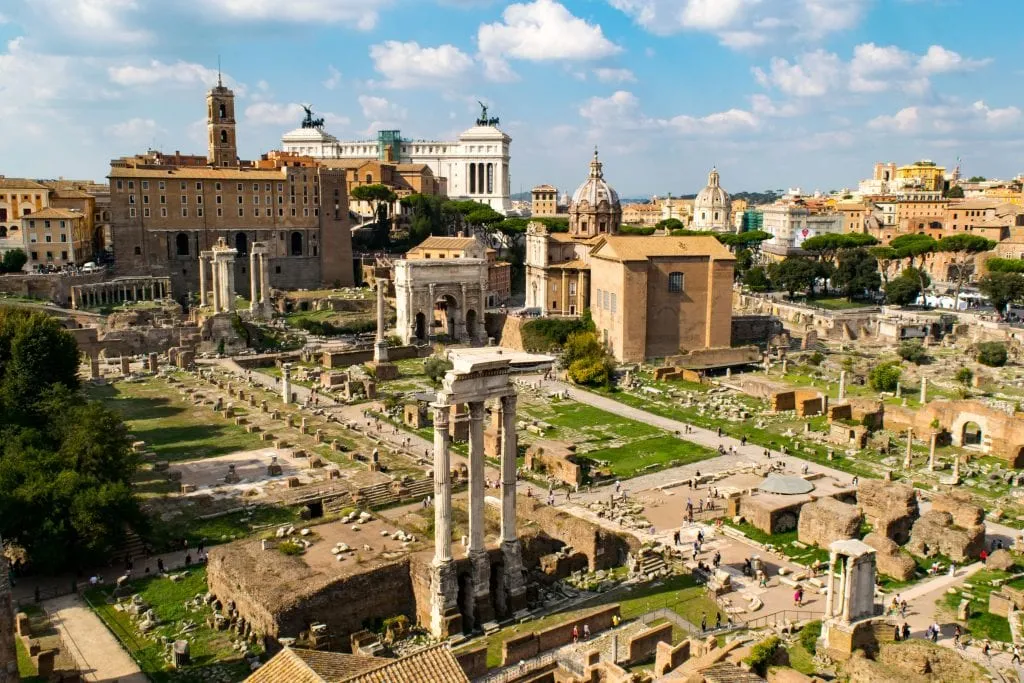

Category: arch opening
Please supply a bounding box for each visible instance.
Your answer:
[962,421,982,447]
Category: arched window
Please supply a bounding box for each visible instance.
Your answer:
[175,232,189,256]
[220,130,228,144]
[668,272,684,293]
[218,103,226,119]
[290,231,303,256]
[701,212,706,221]
[365,173,373,184]
[235,232,248,255]
[714,212,719,221]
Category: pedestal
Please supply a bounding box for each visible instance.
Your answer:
[501,540,529,615]
[429,559,462,639]
[471,550,495,627]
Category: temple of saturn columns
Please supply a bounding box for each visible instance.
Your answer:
[247,242,272,320]
[198,238,238,313]
[819,539,879,658]
[430,349,526,637]
[395,257,487,345]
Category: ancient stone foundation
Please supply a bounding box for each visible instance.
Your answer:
[857,480,918,544]
[797,498,862,548]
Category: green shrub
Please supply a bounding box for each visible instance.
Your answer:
[799,621,822,654]
[807,351,824,366]
[424,356,453,384]
[977,342,1008,367]
[619,225,656,236]
[869,361,901,392]
[743,266,770,292]
[955,367,974,386]
[521,313,594,352]
[897,340,928,365]
[279,540,304,555]
[743,635,781,675]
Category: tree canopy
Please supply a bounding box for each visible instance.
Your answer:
[937,234,996,309]
[768,257,829,298]
[801,233,878,264]
[986,258,1024,274]
[978,272,1024,317]
[832,248,881,300]
[0,308,142,570]
[0,249,27,274]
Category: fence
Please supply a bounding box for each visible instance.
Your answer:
[81,590,152,674]
[737,609,823,630]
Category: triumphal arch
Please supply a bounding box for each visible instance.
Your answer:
[394,258,488,345]
[429,349,526,637]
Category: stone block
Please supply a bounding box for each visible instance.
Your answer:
[797,497,862,548]
[907,510,985,562]
[857,479,918,544]
[862,532,916,581]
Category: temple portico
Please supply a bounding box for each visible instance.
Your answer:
[199,238,238,313]
[429,349,526,638]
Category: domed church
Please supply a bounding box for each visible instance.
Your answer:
[525,148,622,315]
[692,167,731,231]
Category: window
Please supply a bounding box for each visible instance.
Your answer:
[30,251,37,260]
[45,235,51,243]
[668,272,684,293]
[238,208,244,217]
[160,195,166,204]
[197,208,204,217]
[143,207,150,218]
[216,195,222,204]
[611,293,617,314]
[182,208,188,217]
[215,183,222,191]
[181,195,187,204]
[237,196,243,205]
[220,130,228,144]
[129,207,136,218]
[161,207,167,217]
[180,182,187,190]
[175,232,189,256]
[237,183,243,191]
[127,181,134,189]
[141,196,148,204]
[217,208,223,217]
[197,195,203,204]
[116,180,123,190]
[290,231,303,255]
[159,181,165,190]
[60,234,66,242]
[142,181,149,190]
[44,220,51,229]
[196,182,203,191]
[569,281,576,296]
[61,251,67,260]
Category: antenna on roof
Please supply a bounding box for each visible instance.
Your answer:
[217,54,222,87]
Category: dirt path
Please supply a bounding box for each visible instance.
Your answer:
[46,593,148,683]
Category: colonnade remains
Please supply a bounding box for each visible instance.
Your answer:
[71,276,171,309]
[429,351,526,637]
[199,238,238,314]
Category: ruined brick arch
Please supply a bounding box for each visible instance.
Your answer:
[774,511,799,533]
[1014,446,1024,469]
[950,412,990,448]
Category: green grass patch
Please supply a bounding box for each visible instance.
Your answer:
[147,505,300,551]
[85,566,258,683]
[15,637,42,682]
[722,519,830,567]
[85,379,267,462]
[582,435,716,479]
[939,568,1015,643]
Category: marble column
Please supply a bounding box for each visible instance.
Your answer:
[249,250,259,314]
[211,257,221,312]
[429,402,461,637]
[281,363,292,405]
[374,280,389,363]
[824,551,836,617]
[222,256,236,312]
[468,401,493,626]
[904,429,913,468]
[920,377,928,404]
[841,556,854,622]
[198,258,208,309]
[500,393,527,613]
[838,371,847,400]
[260,254,270,306]
[928,432,937,471]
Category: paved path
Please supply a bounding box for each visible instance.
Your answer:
[46,593,148,683]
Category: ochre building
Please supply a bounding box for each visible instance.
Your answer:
[589,235,735,363]
[109,80,353,299]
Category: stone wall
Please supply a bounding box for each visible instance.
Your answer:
[770,389,826,416]
[731,315,784,347]
[906,510,985,562]
[797,498,862,548]
[455,644,488,679]
[663,345,761,370]
[625,622,673,665]
[862,533,915,581]
[525,441,582,487]
[857,480,918,544]
[655,638,691,677]
[931,490,985,528]
[498,315,527,352]
[886,399,1024,467]
[733,495,805,535]
[0,272,104,305]
[500,604,620,666]
[517,496,638,571]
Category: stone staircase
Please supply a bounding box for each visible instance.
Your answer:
[633,549,670,579]
[350,478,434,509]
[113,529,148,561]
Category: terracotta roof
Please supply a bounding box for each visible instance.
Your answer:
[410,236,479,251]
[109,167,288,180]
[394,163,432,173]
[701,662,767,683]
[0,177,48,190]
[246,645,467,683]
[345,644,469,683]
[590,235,735,262]
[22,208,85,220]
[51,188,94,199]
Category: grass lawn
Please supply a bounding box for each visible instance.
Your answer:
[807,297,875,311]
[723,519,830,567]
[149,505,301,550]
[939,568,1015,643]
[782,643,816,675]
[462,573,719,668]
[85,566,257,683]
[86,379,267,462]
[582,435,716,479]
[15,637,42,682]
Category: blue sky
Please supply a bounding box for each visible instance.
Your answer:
[0,0,1020,197]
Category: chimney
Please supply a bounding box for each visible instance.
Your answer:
[457,231,464,238]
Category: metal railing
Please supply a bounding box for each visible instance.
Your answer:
[736,608,823,630]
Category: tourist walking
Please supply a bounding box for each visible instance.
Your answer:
[701,613,707,632]
[572,625,579,643]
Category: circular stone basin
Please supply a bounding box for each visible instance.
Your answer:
[757,474,814,495]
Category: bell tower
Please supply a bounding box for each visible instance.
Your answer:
[207,70,237,167]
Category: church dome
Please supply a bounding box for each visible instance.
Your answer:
[571,148,620,208]
[693,167,731,231]
[695,168,729,210]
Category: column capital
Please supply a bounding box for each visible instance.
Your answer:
[468,401,485,420]
[432,402,451,427]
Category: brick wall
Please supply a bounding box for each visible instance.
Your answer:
[625,622,673,665]
[655,638,691,676]
[501,604,621,666]
[455,644,488,679]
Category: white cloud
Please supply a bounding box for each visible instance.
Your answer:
[593,67,636,83]
[868,101,1021,134]
[245,102,306,127]
[25,0,151,45]
[323,65,342,90]
[918,45,992,74]
[369,40,474,89]
[749,94,799,117]
[608,0,866,47]
[479,0,620,81]
[358,95,406,121]
[105,117,163,140]
[190,0,392,30]
[107,60,222,88]
[579,90,758,136]
[756,43,990,99]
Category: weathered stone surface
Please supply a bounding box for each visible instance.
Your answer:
[797,497,862,548]
[987,548,1014,571]
[906,510,985,562]
[857,480,918,544]
[862,532,916,581]
[931,490,985,528]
